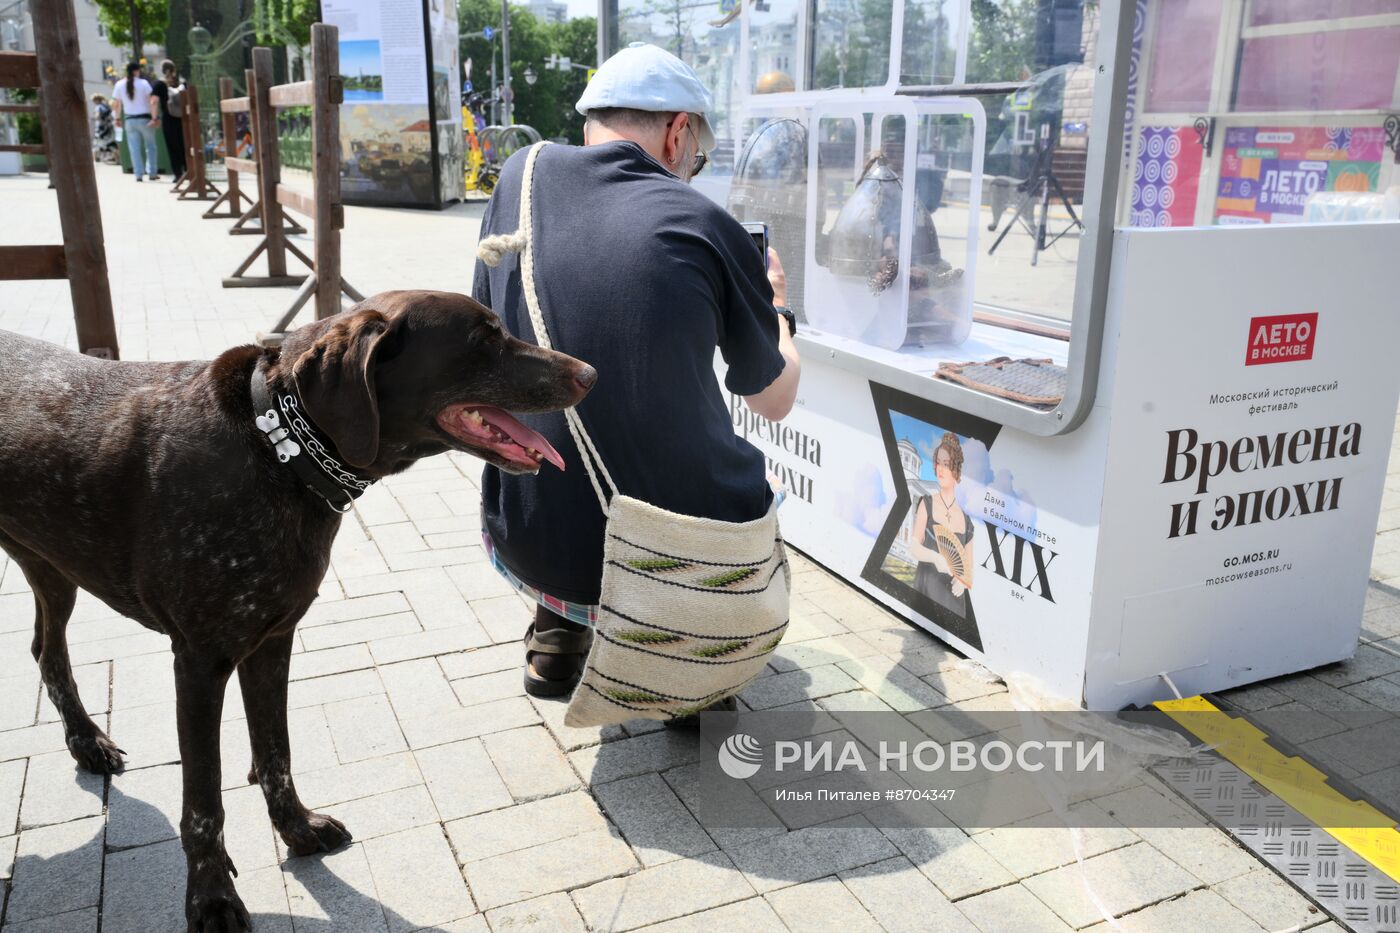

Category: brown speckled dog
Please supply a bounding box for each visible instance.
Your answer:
[0,291,595,932]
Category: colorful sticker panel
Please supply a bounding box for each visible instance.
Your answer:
[1130,126,1204,228]
[1214,126,1386,225]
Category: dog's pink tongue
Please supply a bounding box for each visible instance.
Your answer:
[476,407,566,471]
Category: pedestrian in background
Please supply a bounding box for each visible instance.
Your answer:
[111,62,160,181]
[153,59,186,181]
[90,94,118,164]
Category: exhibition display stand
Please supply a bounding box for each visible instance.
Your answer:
[320,0,464,208]
[675,0,1400,708]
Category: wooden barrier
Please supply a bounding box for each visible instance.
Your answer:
[215,69,305,236]
[222,26,362,343]
[203,77,255,220]
[172,81,220,201]
[0,1,118,358]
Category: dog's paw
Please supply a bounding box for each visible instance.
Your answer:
[280,810,353,857]
[68,732,125,774]
[185,883,250,933]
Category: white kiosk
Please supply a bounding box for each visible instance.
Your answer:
[601,0,1400,709]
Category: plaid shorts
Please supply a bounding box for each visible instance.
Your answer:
[482,531,598,628]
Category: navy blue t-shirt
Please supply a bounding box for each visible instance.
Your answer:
[473,141,786,604]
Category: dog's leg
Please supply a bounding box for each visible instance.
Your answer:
[18,554,124,773]
[238,631,352,855]
[173,648,250,933]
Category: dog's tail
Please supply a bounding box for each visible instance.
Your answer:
[477,232,527,267]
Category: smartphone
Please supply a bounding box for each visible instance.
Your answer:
[741,221,770,269]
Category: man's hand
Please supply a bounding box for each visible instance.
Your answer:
[767,248,787,307]
[743,246,800,422]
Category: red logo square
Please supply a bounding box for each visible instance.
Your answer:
[1245,313,1317,366]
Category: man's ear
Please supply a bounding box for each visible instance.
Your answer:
[291,308,393,469]
[662,111,686,170]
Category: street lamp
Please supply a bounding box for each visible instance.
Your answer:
[523,66,537,86]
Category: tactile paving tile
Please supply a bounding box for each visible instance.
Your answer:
[1154,751,1400,933]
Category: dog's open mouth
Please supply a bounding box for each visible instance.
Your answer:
[435,405,565,472]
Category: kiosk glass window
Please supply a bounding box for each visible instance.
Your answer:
[615,0,743,172]
[900,0,966,86]
[728,0,1098,429]
[810,0,894,89]
[713,0,1399,433]
[1142,0,1222,112]
[1122,0,1400,230]
[750,0,807,94]
[963,0,1089,84]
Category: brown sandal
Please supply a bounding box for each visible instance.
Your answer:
[522,619,592,698]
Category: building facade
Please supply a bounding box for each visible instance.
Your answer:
[528,0,568,24]
[0,0,163,101]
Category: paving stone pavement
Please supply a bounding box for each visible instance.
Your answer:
[0,166,1393,931]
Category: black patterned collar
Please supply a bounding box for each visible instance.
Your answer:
[249,365,374,514]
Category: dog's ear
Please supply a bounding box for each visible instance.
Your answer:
[291,307,394,469]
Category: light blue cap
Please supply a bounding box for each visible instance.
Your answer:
[575,42,716,151]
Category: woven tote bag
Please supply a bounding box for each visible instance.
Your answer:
[478,142,790,727]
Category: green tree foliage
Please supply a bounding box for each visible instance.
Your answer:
[901,0,957,85]
[10,88,41,146]
[965,0,1038,84]
[634,0,706,60]
[253,0,320,47]
[459,0,597,143]
[93,0,168,60]
[808,0,892,91]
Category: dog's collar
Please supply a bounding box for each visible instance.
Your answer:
[250,365,373,514]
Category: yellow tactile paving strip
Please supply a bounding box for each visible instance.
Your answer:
[1156,695,1400,884]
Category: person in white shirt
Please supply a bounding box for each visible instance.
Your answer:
[111,62,161,182]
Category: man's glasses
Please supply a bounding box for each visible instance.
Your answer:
[672,115,707,178]
[687,121,708,177]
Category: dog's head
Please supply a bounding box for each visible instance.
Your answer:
[279,290,595,475]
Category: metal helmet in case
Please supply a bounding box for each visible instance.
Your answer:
[822,152,967,345]
[727,118,810,321]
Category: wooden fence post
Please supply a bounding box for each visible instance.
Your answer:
[313,24,342,322]
[255,24,362,344]
[226,66,304,237]
[255,48,286,278]
[177,82,220,201]
[203,76,254,219]
[229,67,263,234]
[222,48,306,288]
[28,0,118,357]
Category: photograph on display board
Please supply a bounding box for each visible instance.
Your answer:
[433,67,454,131]
[341,39,385,101]
[861,386,1005,651]
[437,122,464,201]
[430,0,465,203]
[340,104,436,204]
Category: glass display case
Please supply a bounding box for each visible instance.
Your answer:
[599,0,1400,434]
[801,99,983,350]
